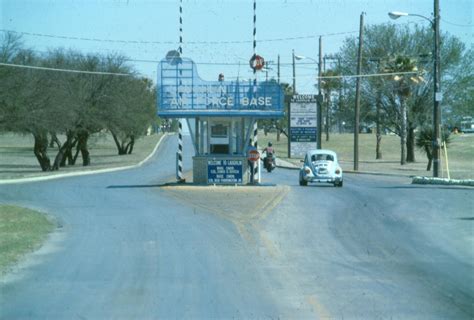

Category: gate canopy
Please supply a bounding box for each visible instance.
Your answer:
[157,57,284,118]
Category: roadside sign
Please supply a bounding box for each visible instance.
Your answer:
[249,54,265,71]
[247,148,260,162]
[207,160,243,184]
[289,94,318,157]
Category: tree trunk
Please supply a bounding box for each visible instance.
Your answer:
[424,145,433,171]
[400,97,407,165]
[61,137,77,167]
[376,134,382,160]
[127,135,135,154]
[111,131,127,155]
[49,132,61,149]
[325,94,330,142]
[53,132,76,170]
[76,130,90,166]
[72,148,80,165]
[406,125,416,163]
[375,93,382,159]
[33,131,51,171]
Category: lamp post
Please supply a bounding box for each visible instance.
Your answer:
[293,53,318,93]
[292,49,296,94]
[388,0,441,177]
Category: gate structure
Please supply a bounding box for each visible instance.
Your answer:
[157,55,284,185]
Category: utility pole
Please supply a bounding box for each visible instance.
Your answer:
[369,57,383,159]
[317,36,323,149]
[433,0,441,177]
[338,56,344,134]
[292,49,296,94]
[277,54,280,84]
[323,55,328,142]
[354,12,365,171]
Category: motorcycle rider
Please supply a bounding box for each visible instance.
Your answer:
[262,142,275,170]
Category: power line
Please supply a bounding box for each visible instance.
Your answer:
[441,18,473,27]
[0,29,357,45]
[0,62,133,76]
[0,61,420,80]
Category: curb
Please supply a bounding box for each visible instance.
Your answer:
[412,176,474,187]
[276,162,474,185]
[0,134,169,185]
[275,162,448,179]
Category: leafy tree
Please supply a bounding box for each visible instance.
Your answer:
[0,35,157,172]
[416,126,451,171]
[321,69,342,141]
[107,76,156,155]
[443,49,474,126]
[338,23,466,164]
[383,55,423,165]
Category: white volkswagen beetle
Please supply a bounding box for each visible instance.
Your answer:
[299,149,343,187]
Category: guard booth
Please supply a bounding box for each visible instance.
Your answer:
[157,53,284,184]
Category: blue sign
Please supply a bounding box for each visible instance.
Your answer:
[207,160,243,184]
[290,127,317,142]
[157,57,284,118]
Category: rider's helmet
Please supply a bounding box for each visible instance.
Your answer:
[268,142,272,147]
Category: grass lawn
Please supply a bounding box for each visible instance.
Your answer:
[262,131,474,179]
[0,205,55,275]
[0,132,163,180]
[0,132,163,276]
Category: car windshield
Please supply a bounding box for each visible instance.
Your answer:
[311,154,334,162]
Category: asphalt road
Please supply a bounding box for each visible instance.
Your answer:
[0,135,473,319]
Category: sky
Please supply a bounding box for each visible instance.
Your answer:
[1,0,472,93]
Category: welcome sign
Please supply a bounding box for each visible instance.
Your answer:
[207,159,243,184]
[157,57,284,118]
[289,94,318,157]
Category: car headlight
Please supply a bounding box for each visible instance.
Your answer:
[335,168,341,175]
[304,167,312,174]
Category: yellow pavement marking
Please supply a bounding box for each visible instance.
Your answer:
[307,295,332,319]
[258,230,281,258]
[162,185,332,319]
[161,185,289,249]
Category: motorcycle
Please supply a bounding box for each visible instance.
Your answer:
[263,153,276,172]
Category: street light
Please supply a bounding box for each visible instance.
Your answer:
[292,52,317,94]
[388,1,441,177]
[294,54,316,62]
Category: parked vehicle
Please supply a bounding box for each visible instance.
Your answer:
[299,149,343,187]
